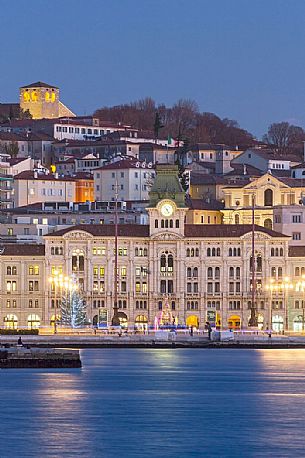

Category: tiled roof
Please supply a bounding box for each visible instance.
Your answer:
[95,159,152,171]
[0,244,45,256]
[186,196,225,211]
[288,246,305,257]
[20,81,58,89]
[184,224,288,238]
[45,224,150,238]
[14,171,76,181]
[46,223,288,239]
[190,173,227,186]
[277,177,305,188]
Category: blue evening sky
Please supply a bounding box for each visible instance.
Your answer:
[1,0,305,138]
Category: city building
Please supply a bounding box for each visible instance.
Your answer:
[93,158,155,201]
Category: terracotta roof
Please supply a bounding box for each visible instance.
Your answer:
[184,224,288,238]
[46,223,287,239]
[288,246,305,257]
[277,177,305,188]
[95,159,152,171]
[20,81,58,89]
[14,171,76,181]
[0,244,45,256]
[186,196,225,211]
[190,173,227,186]
[45,224,150,238]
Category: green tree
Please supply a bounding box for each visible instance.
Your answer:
[176,137,190,192]
[4,142,19,158]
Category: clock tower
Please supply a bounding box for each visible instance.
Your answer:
[147,164,188,237]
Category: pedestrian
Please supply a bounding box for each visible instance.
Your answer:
[206,321,212,340]
[190,326,194,336]
[17,336,23,346]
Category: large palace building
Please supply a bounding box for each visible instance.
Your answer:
[0,165,305,332]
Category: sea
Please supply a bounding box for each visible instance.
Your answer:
[0,348,305,458]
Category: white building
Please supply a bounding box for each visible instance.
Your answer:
[93,158,155,201]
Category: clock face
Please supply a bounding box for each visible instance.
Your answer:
[160,202,174,217]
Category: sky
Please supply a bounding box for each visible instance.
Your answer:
[1,0,305,138]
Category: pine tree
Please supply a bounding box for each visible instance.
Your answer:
[60,290,87,328]
[153,112,164,141]
[176,137,190,192]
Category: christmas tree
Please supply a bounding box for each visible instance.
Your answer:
[60,290,87,328]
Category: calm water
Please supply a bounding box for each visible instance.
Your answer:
[1,349,305,458]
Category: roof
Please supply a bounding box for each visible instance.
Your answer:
[45,223,288,239]
[14,171,76,181]
[45,224,150,238]
[277,177,305,188]
[224,164,263,177]
[190,173,227,186]
[94,159,151,171]
[0,244,45,256]
[186,196,225,211]
[20,81,58,89]
[289,246,305,257]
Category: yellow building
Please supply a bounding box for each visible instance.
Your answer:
[221,173,305,229]
[20,81,75,119]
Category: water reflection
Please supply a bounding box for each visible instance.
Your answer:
[1,349,305,457]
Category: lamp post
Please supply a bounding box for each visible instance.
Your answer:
[265,278,275,331]
[48,270,62,334]
[283,276,293,332]
[112,176,120,327]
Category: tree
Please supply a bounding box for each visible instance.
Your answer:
[153,112,164,141]
[60,290,87,328]
[176,137,190,192]
[263,122,305,156]
[4,142,19,158]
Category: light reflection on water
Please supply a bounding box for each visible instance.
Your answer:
[1,349,305,457]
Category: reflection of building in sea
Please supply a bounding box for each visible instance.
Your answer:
[2,164,305,332]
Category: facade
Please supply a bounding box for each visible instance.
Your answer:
[19,81,75,120]
[93,159,155,201]
[273,205,305,245]
[231,147,300,172]
[13,171,76,207]
[3,165,305,333]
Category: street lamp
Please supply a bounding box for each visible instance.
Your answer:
[282,276,294,332]
[48,270,61,334]
[265,278,275,331]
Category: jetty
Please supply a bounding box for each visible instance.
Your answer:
[0,347,81,368]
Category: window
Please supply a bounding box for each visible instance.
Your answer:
[292,215,302,223]
[264,189,273,206]
[293,232,301,240]
[6,281,17,292]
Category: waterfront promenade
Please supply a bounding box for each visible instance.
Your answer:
[3,330,305,348]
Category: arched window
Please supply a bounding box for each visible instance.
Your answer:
[135,248,139,256]
[257,255,262,272]
[271,248,275,256]
[235,214,240,224]
[165,220,169,228]
[193,267,198,278]
[275,248,279,256]
[143,248,148,256]
[216,248,221,256]
[186,248,190,257]
[278,267,283,278]
[207,248,211,257]
[12,266,17,275]
[187,267,192,278]
[168,255,173,272]
[229,248,232,256]
[175,219,179,228]
[264,189,273,206]
[280,248,283,256]
[6,266,11,275]
[195,248,199,257]
[72,250,84,272]
[295,267,300,276]
[301,267,305,276]
[215,267,220,279]
[155,219,158,228]
[229,267,234,278]
[169,220,173,228]
[160,255,166,272]
[264,219,272,229]
[236,267,240,279]
[161,220,165,228]
[212,248,216,257]
[4,314,18,330]
[191,248,195,257]
[237,248,241,256]
[207,267,213,279]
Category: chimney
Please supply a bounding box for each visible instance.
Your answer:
[243,164,247,175]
